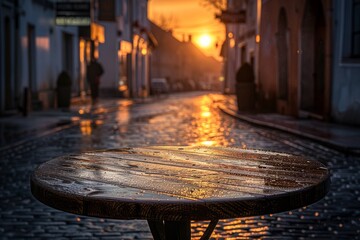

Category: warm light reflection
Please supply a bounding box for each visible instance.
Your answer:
[201,111,211,118]
[80,120,93,135]
[95,119,104,125]
[192,217,270,239]
[71,116,80,122]
[93,107,108,115]
[79,119,104,136]
[201,140,216,146]
[118,85,128,91]
[191,96,229,147]
[115,105,131,134]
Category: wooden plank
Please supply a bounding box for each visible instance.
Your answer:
[31,146,330,221]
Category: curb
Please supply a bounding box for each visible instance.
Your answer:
[0,97,159,152]
[218,104,360,155]
[0,121,77,152]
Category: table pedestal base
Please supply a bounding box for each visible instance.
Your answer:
[147,219,218,240]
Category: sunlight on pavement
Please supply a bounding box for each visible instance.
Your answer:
[71,116,81,122]
[191,95,230,147]
[79,119,104,136]
[193,217,270,239]
[116,105,131,125]
[80,120,93,136]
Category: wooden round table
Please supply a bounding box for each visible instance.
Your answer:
[31,146,330,240]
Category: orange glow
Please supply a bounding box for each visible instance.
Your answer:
[201,140,216,146]
[201,111,211,118]
[230,38,235,48]
[91,23,105,43]
[36,37,49,51]
[118,85,128,92]
[94,41,99,59]
[71,116,80,122]
[95,120,104,125]
[80,120,92,136]
[256,34,261,43]
[79,40,85,62]
[141,48,148,55]
[149,0,225,60]
[196,34,212,49]
[85,41,91,62]
[190,96,229,147]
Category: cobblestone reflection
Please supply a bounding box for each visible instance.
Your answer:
[1,92,360,239]
[190,95,230,147]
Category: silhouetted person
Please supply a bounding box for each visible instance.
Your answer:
[235,62,256,111]
[87,58,104,105]
[236,62,255,83]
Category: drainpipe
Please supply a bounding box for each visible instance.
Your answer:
[15,0,23,112]
[128,0,134,98]
[0,1,2,112]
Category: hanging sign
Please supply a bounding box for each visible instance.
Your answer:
[216,10,246,23]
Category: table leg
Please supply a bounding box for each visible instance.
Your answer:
[200,219,218,240]
[147,220,191,240]
[148,220,166,240]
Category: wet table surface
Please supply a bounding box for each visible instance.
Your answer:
[31,146,330,240]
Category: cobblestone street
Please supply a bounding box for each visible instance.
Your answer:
[1,92,360,239]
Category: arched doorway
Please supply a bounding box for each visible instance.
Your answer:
[277,8,289,101]
[300,0,326,117]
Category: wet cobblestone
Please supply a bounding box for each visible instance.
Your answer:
[1,92,360,239]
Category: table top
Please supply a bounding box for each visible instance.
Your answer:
[31,146,330,221]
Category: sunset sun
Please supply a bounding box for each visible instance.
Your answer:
[197,34,212,49]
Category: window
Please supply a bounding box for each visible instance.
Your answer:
[352,0,360,57]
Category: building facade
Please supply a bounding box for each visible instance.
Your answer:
[218,0,360,125]
[150,22,222,92]
[259,0,333,119]
[331,0,360,125]
[1,0,22,113]
[220,0,261,94]
[0,0,152,115]
[97,0,152,99]
[258,0,360,125]
[0,0,80,114]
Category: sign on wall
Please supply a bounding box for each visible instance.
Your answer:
[55,1,91,26]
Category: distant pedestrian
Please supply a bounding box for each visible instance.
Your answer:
[87,58,104,105]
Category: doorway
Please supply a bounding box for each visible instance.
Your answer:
[300,0,326,117]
